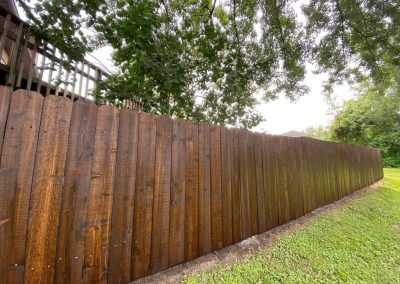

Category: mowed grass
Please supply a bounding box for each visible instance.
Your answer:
[184,168,400,283]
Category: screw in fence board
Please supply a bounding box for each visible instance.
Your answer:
[16,29,31,88]
[6,22,24,89]
[0,14,11,62]
[36,42,47,93]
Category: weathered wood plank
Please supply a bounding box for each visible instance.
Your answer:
[230,128,242,243]
[0,90,43,283]
[108,109,139,283]
[247,132,258,235]
[239,129,251,239]
[169,118,186,266]
[210,125,222,250]
[131,112,156,280]
[255,133,266,233]
[198,124,212,255]
[184,121,199,261]
[151,116,172,273]
[82,105,119,283]
[221,127,233,246]
[24,96,73,284]
[55,100,98,284]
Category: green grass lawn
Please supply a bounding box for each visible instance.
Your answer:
[184,168,400,283]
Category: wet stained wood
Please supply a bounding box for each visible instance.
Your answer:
[230,129,242,243]
[55,100,98,284]
[247,132,258,235]
[168,119,186,266]
[198,124,212,256]
[108,109,139,283]
[220,127,233,246]
[0,90,43,283]
[184,121,199,261]
[210,125,222,250]
[239,129,251,239]
[254,133,266,233]
[82,105,119,283]
[24,96,73,284]
[151,116,172,273]
[131,112,156,280]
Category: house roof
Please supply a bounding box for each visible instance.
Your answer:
[280,130,308,137]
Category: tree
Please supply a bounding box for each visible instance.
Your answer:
[94,0,308,128]
[305,125,331,141]
[16,0,107,61]
[330,83,400,167]
[303,0,400,94]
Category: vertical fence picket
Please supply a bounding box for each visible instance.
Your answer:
[24,96,73,284]
[151,116,172,273]
[131,112,156,280]
[55,100,98,284]
[0,90,43,283]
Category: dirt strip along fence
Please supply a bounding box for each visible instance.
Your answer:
[0,86,383,283]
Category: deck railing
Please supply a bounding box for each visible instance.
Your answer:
[0,6,111,101]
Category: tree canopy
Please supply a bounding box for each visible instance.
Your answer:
[15,0,400,128]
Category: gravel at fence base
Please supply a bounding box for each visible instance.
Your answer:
[131,180,383,284]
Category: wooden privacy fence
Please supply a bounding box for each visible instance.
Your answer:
[0,86,383,283]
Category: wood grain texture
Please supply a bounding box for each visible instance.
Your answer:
[108,109,139,283]
[131,112,156,280]
[184,121,199,261]
[168,119,186,267]
[210,125,222,250]
[83,105,119,283]
[247,131,258,235]
[230,129,242,243]
[151,116,172,273]
[0,90,43,283]
[198,124,212,256]
[239,129,251,239]
[254,133,266,233]
[24,96,73,284]
[55,100,98,284]
[220,127,233,246]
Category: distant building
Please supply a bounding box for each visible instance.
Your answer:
[281,130,309,137]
